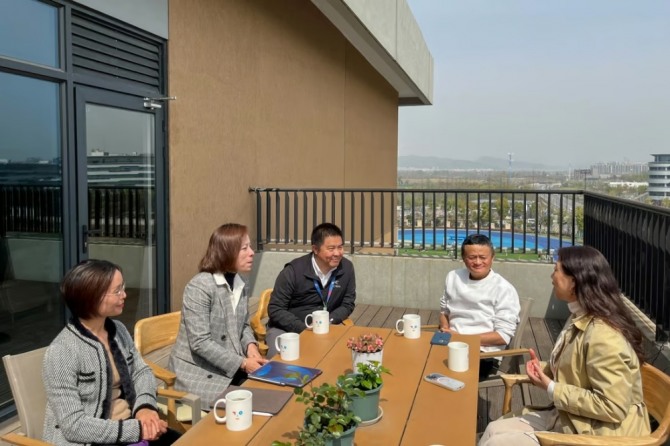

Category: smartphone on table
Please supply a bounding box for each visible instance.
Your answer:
[424,373,464,391]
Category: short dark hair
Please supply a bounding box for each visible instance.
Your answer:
[311,223,343,248]
[61,259,121,319]
[199,223,248,273]
[461,233,494,257]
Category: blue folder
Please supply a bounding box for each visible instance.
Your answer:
[248,361,322,387]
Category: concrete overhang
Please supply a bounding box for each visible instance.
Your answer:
[311,0,434,106]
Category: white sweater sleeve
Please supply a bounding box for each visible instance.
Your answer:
[492,283,520,345]
[439,272,453,314]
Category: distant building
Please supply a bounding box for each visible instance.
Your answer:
[608,181,647,188]
[87,154,154,187]
[590,161,648,177]
[0,154,153,186]
[648,154,670,202]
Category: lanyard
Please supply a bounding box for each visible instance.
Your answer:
[314,279,335,311]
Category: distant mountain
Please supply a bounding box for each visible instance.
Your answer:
[398,155,567,171]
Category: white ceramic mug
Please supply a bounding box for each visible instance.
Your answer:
[305,310,330,334]
[395,313,421,339]
[448,341,469,372]
[213,389,253,431]
[275,332,300,361]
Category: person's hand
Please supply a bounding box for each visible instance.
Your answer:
[246,343,263,359]
[525,349,551,390]
[242,356,269,373]
[135,408,167,441]
[439,325,454,334]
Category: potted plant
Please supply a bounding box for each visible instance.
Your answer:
[339,360,390,423]
[273,376,362,446]
[346,332,384,370]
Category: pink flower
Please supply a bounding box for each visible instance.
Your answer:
[346,333,384,353]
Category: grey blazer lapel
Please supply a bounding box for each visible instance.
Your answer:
[215,285,244,356]
[236,286,248,332]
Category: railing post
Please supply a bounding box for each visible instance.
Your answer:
[254,189,262,251]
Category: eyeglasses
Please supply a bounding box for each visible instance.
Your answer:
[106,284,126,296]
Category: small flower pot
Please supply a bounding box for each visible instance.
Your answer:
[351,383,382,423]
[351,350,383,370]
[324,424,356,446]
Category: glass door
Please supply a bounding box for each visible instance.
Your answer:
[75,86,167,332]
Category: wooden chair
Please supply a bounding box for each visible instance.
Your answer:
[1,347,51,446]
[478,297,534,387]
[0,347,197,446]
[498,363,670,446]
[134,311,202,432]
[250,288,273,356]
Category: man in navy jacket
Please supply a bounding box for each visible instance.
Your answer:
[266,223,356,357]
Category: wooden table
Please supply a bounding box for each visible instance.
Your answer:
[174,325,480,445]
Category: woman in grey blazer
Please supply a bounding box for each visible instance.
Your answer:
[43,259,180,446]
[168,223,268,406]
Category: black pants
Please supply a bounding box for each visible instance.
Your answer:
[147,428,182,446]
[479,358,501,381]
[231,368,248,386]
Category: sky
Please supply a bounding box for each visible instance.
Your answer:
[399,1,670,168]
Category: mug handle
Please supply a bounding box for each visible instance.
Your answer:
[304,314,314,328]
[395,319,404,334]
[274,336,282,353]
[213,398,228,423]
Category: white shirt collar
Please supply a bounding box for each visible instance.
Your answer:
[212,273,245,314]
[311,254,336,287]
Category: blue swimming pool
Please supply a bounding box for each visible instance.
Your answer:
[397,229,573,251]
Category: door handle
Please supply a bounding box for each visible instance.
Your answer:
[82,225,102,254]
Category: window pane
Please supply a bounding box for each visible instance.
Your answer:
[0,71,64,414]
[0,72,61,164]
[0,0,59,67]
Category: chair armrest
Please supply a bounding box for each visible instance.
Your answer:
[536,432,658,446]
[258,341,269,357]
[250,320,266,341]
[501,373,530,387]
[342,318,354,326]
[421,324,439,330]
[157,388,202,424]
[1,433,52,446]
[145,359,176,387]
[480,348,530,359]
[500,374,532,415]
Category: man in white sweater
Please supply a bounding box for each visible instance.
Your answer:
[439,234,520,380]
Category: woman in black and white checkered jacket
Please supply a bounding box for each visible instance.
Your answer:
[42,259,180,446]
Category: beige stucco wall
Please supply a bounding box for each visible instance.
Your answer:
[168,0,398,309]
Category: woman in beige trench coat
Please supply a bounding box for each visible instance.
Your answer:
[479,246,650,445]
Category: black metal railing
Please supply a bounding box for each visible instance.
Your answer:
[249,188,582,256]
[583,191,670,341]
[0,184,154,242]
[250,187,670,341]
[0,184,61,235]
[88,186,155,241]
